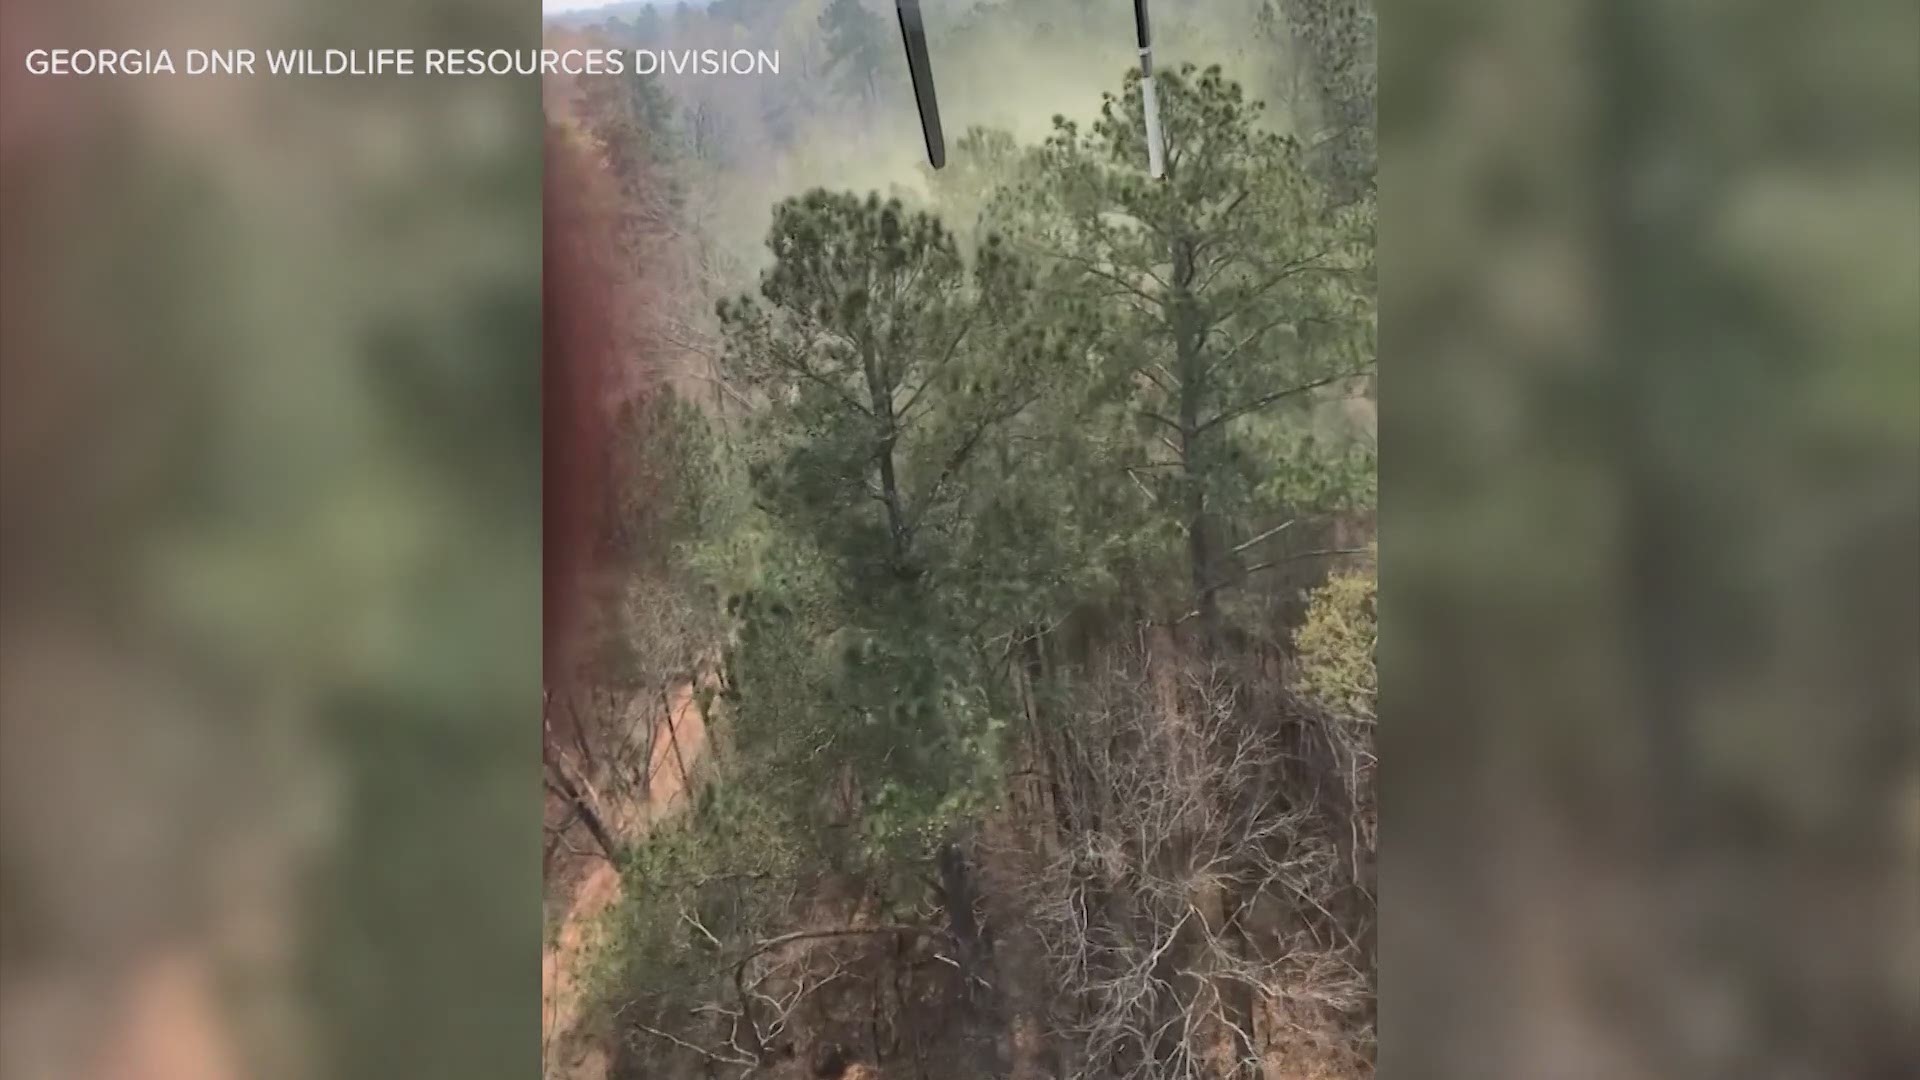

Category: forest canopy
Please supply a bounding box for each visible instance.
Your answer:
[541,3,1378,1078]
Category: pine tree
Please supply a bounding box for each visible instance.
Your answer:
[818,0,890,104]
[715,190,1061,853]
[999,64,1375,641]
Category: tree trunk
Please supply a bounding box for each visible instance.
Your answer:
[545,765,618,861]
[1169,232,1221,652]
[938,843,982,1000]
[861,330,912,570]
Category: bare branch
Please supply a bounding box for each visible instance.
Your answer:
[1195,367,1372,436]
[631,1022,758,1068]
[1230,519,1298,556]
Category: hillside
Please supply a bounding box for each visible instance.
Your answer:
[540,2,1378,1076]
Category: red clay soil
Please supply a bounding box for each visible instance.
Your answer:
[541,680,709,1080]
[542,857,621,1080]
[541,116,648,1080]
[541,75,733,1077]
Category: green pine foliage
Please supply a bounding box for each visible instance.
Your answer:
[707,190,1071,860]
[989,64,1376,625]
[582,43,1380,1075]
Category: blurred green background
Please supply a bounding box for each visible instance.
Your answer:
[1381,0,1917,1076]
[1,2,541,1079]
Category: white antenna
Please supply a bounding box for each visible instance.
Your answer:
[1134,0,1166,179]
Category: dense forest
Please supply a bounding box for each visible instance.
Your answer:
[541,2,1378,1077]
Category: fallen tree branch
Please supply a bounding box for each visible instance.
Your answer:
[740,923,952,969]
[727,923,953,1063]
[631,1021,758,1067]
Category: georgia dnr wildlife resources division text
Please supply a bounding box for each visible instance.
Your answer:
[23,48,782,77]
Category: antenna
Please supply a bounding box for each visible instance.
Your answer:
[1133,0,1165,179]
[895,1,946,168]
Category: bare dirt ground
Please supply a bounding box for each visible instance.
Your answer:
[542,681,708,1080]
[541,859,621,1080]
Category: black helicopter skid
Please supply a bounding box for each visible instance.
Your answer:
[890,1,1156,176]
[895,0,946,168]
